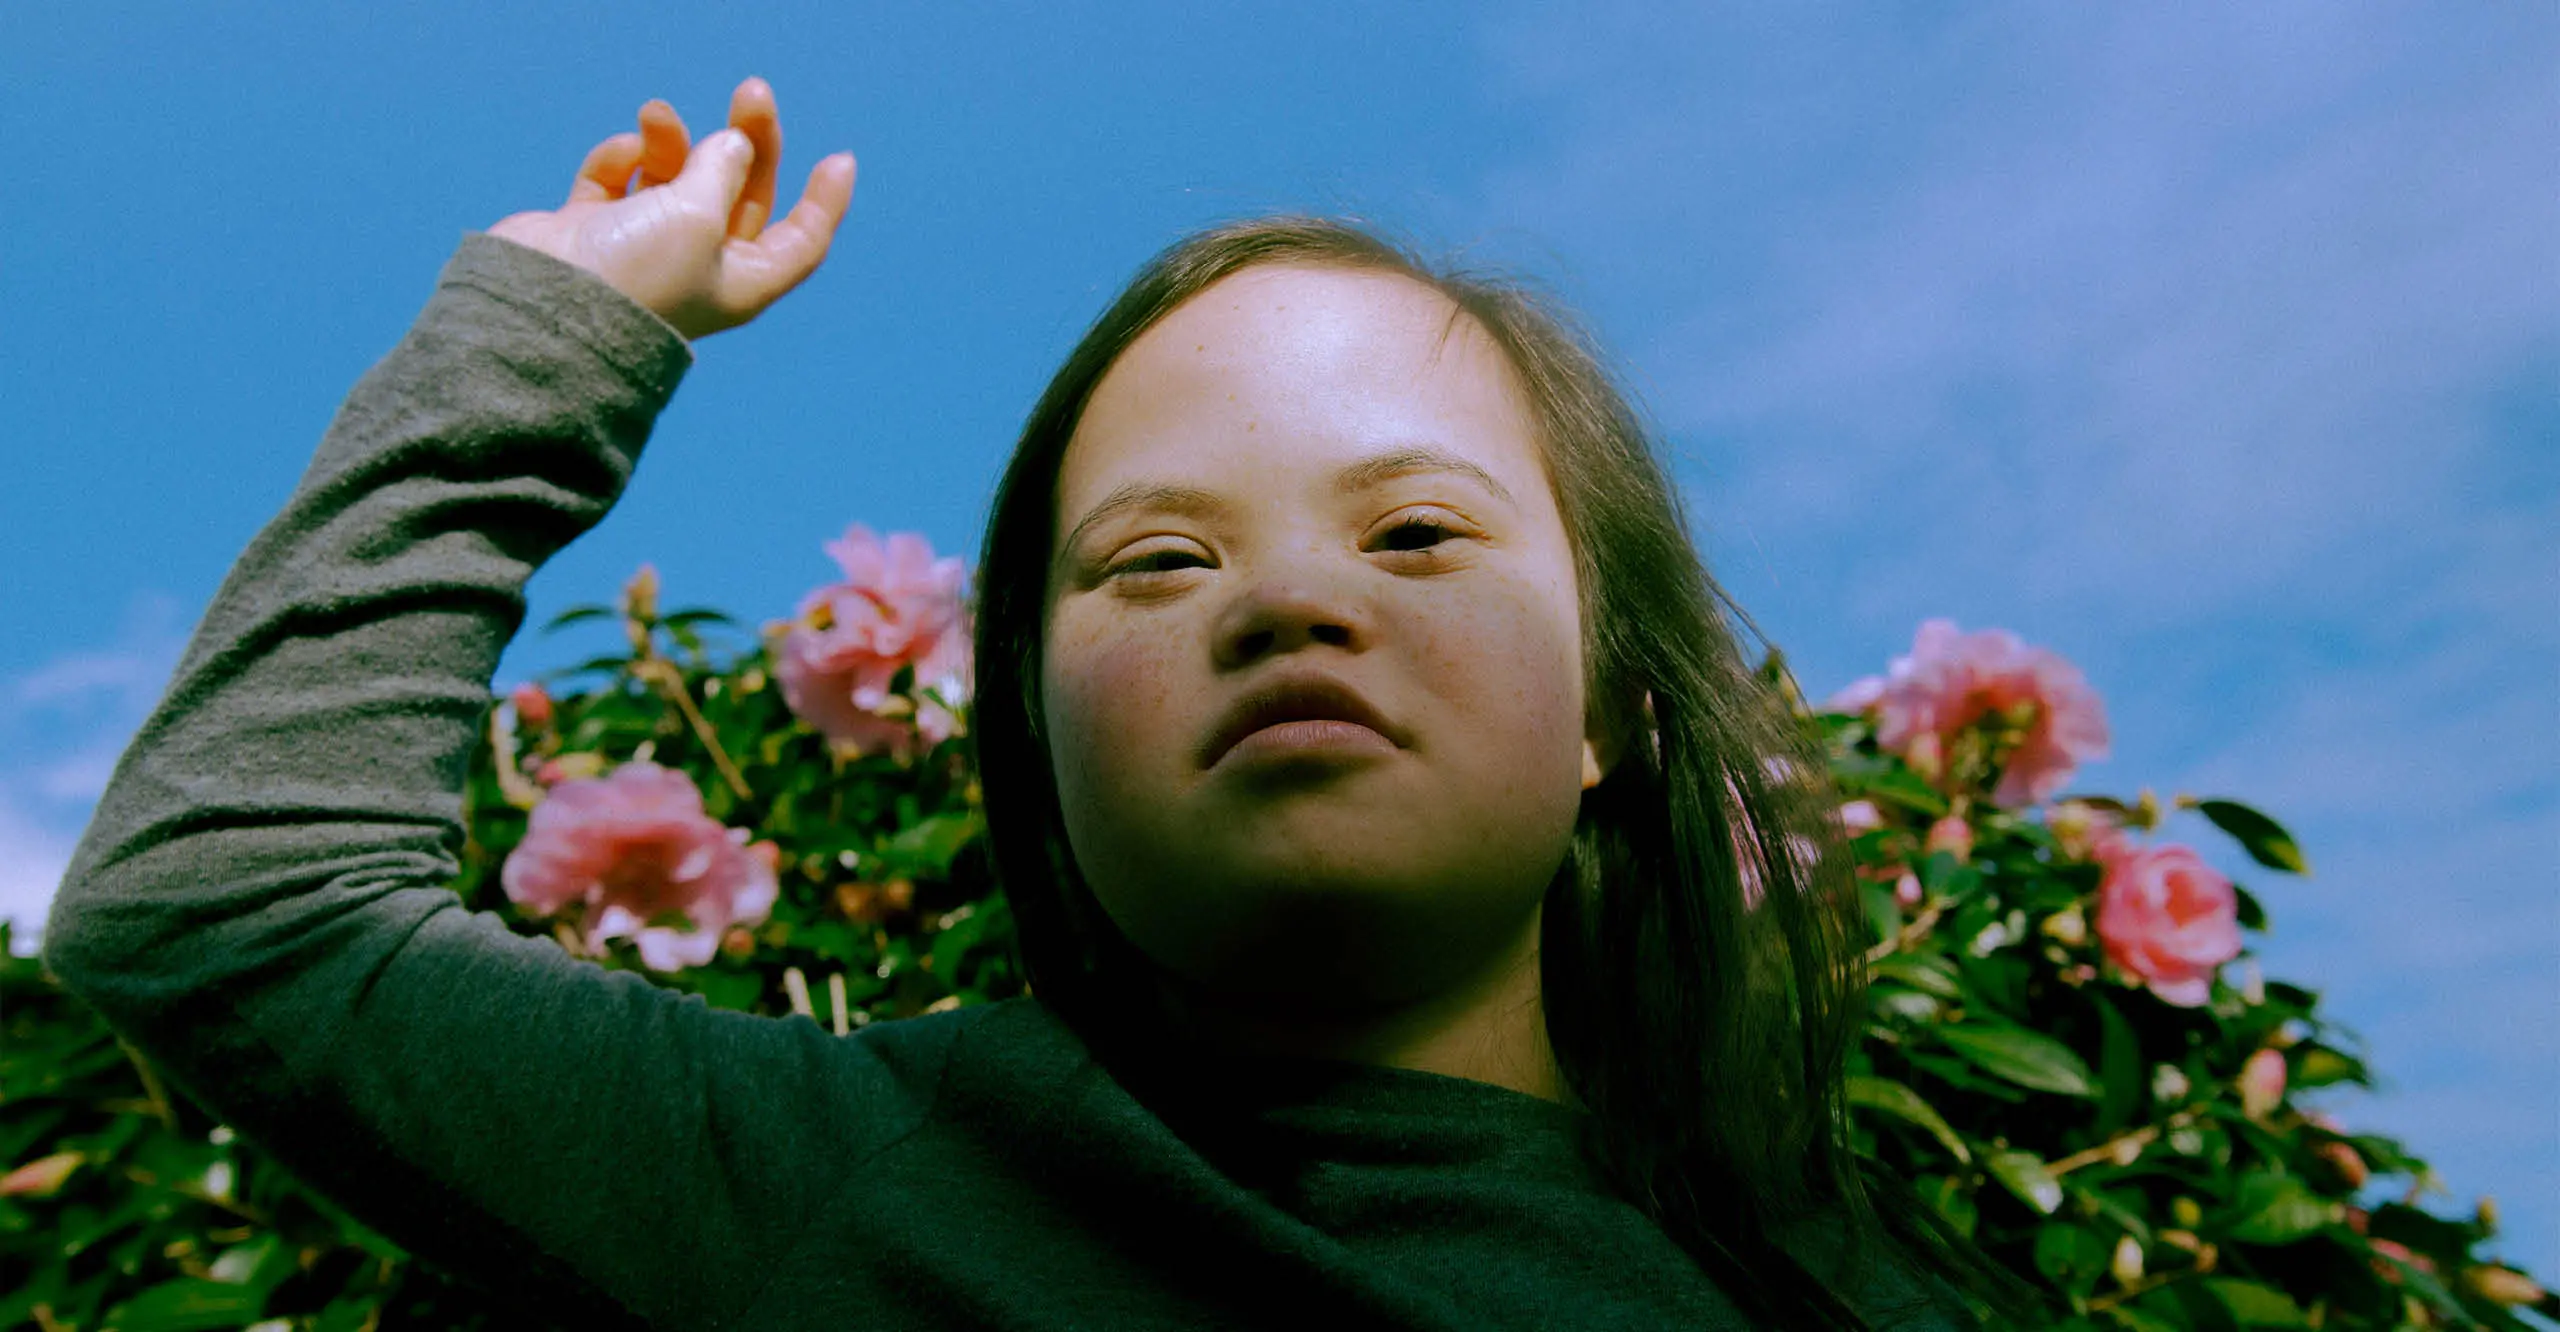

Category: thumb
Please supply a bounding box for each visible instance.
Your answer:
[670,127,757,215]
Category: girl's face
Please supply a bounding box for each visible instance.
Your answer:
[1042,264,1610,1014]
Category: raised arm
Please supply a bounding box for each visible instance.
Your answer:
[38,83,901,1332]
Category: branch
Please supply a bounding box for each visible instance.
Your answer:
[2051,1107,2207,1177]
[632,657,753,803]
[1865,898,1947,966]
[2087,1269,2193,1313]
[115,1037,177,1133]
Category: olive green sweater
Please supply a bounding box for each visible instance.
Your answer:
[41,234,1969,1331]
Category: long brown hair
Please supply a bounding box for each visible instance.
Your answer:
[966,217,2022,1327]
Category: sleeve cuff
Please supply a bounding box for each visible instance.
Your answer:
[442,232,698,397]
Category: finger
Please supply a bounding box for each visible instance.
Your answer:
[636,99,691,191]
[726,76,782,241]
[568,132,646,204]
[720,152,857,312]
[670,126,761,220]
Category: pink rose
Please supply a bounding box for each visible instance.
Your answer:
[1828,619,2111,808]
[1838,800,1884,835]
[501,762,778,973]
[2093,839,2242,1006]
[776,524,973,764]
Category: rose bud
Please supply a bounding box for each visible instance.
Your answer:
[2109,1235,2144,1286]
[2238,1048,2287,1120]
[1924,814,1974,863]
[508,681,554,728]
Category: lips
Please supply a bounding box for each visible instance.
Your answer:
[1201,673,1404,768]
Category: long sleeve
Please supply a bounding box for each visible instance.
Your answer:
[39,235,949,1331]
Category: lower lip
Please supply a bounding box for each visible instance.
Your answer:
[1219,719,1396,766]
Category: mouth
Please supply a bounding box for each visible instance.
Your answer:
[1201,673,1405,769]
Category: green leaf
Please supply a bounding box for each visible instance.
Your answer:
[2191,798,2310,875]
[2289,1044,2365,1089]
[1918,1174,1978,1238]
[883,810,984,877]
[2033,1220,2111,1295]
[1834,754,1950,816]
[548,653,636,681]
[100,1277,269,1332]
[2232,883,2267,931]
[929,904,995,983]
[541,603,615,634]
[2220,1173,2337,1245]
[2091,991,2142,1134]
[205,1233,297,1291]
[692,970,764,1013]
[1985,1148,2064,1214]
[1901,1049,2030,1103]
[1871,953,1963,999]
[1935,1022,2100,1098]
[1861,880,1905,942]
[662,607,738,629]
[2203,1277,2313,1327]
[1845,1075,1971,1164]
[2102,1305,2182,1332]
[2365,1202,2477,1260]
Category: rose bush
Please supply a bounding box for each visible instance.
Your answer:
[5,552,2550,1330]
[1810,622,2551,1330]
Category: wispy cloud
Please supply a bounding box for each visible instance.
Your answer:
[1467,0,2558,1272]
[0,592,189,956]
[0,802,75,960]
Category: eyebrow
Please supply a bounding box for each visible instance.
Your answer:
[1061,445,1516,555]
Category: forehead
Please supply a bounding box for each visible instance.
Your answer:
[1057,264,1543,523]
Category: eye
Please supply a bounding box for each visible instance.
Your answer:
[1104,544,1208,579]
[1372,512,1466,553]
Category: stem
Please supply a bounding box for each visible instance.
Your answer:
[1865,899,1947,966]
[115,1037,177,1133]
[2087,1269,2191,1313]
[487,706,545,810]
[2051,1107,2207,1177]
[632,657,752,802]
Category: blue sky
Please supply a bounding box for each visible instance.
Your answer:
[5,2,2552,1276]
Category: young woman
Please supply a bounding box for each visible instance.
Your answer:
[43,78,2020,1329]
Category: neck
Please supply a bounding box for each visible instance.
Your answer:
[1160,902,1578,1108]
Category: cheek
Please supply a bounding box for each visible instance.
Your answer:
[1042,615,1182,804]
[1411,578,1587,763]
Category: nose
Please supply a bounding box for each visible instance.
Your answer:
[1211,571,1370,670]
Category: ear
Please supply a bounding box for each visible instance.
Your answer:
[1580,689,1655,791]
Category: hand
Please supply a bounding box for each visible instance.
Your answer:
[488,77,856,341]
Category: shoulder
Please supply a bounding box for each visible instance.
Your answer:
[852,995,1090,1080]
